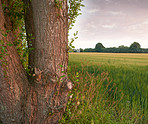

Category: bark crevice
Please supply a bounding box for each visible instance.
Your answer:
[0,0,71,123]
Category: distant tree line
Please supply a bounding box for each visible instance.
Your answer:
[76,42,148,53]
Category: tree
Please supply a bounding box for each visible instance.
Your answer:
[0,0,83,123]
[84,48,96,52]
[95,42,105,52]
[118,45,129,53]
[129,42,141,53]
[130,42,141,49]
[80,48,83,52]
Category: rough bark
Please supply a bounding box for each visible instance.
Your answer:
[0,0,72,123]
[0,0,29,123]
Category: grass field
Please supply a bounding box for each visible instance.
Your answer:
[69,53,148,66]
[60,53,148,123]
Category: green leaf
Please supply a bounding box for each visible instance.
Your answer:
[59,64,64,68]
[7,43,13,46]
[2,33,7,37]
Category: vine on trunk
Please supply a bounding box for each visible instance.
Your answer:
[1,0,84,70]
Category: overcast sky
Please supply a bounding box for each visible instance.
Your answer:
[69,0,148,49]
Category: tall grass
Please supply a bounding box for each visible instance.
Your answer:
[67,53,148,123]
[60,53,147,123]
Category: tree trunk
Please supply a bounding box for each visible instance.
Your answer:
[0,0,72,123]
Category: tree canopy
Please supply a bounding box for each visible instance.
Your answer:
[130,42,141,49]
[79,42,148,53]
[95,42,105,52]
[129,42,141,53]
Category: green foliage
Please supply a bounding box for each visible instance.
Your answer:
[1,0,29,70]
[129,42,141,53]
[68,0,84,30]
[68,31,78,51]
[130,42,141,49]
[2,0,24,30]
[95,42,105,52]
[54,0,63,9]
[84,48,96,52]
[0,30,10,77]
[0,30,9,66]
[68,0,84,51]
[83,42,148,53]
[80,48,83,52]
[1,0,84,69]
[0,39,7,66]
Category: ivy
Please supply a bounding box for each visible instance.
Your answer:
[68,0,84,30]
[1,0,84,70]
[54,0,63,9]
[68,0,84,50]
[0,32,9,77]
[1,0,27,69]
[0,30,8,64]
[68,31,78,51]
[2,0,24,30]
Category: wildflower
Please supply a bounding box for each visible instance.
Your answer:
[70,94,73,99]
[77,101,80,105]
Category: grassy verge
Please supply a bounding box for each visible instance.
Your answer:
[60,53,148,123]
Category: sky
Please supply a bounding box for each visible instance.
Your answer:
[69,0,148,49]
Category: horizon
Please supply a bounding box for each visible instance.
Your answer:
[73,42,148,49]
[69,0,148,49]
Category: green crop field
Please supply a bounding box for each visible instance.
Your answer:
[60,53,148,123]
[69,53,148,66]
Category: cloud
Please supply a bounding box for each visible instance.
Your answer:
[101,24,116,29]
[86,9,100,14]
[127,19,148,33]
[70,0,148,48]
[142,20,148,25]
[107,11,125,16]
